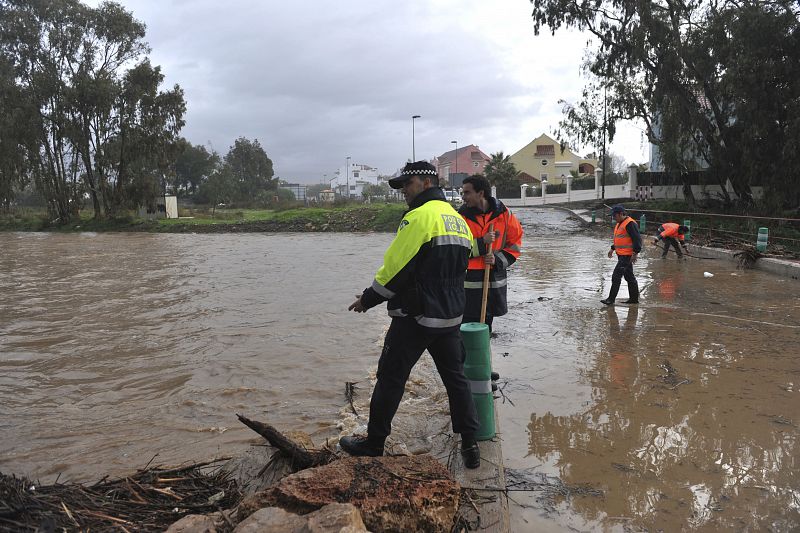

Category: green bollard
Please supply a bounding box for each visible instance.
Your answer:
[756,227,768,252]
[591,210,596,223]
[460,322,495,441]
[639,213,646,232]
[683,219,691,241]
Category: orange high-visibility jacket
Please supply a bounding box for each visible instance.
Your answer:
[658,222,685,242]
[613,217,638,256]
[458,198,523,317]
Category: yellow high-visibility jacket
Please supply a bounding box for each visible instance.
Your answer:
[360,187,472,331]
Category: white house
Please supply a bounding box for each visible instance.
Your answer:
[330,162,380,198]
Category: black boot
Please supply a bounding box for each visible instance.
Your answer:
[491,371,500,381]
[600,298,614,305]
[460,434,480,469]
[339,435,384,457]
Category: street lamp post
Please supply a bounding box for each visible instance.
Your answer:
[346,156,351,199]
[451,140,458,181]
[412,115,421,161]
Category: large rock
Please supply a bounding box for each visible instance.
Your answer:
[165,514,218,533]
[233,507,307,533]
[232,504,368,533]
[256,455,460,533]
[305,503,367,532]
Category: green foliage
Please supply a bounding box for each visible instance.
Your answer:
[0,0,186,222]
[173,138,219,196]
[362,182,392,199]
[531,0,800,209]
[224,137,276,202]
[484,152,519,196]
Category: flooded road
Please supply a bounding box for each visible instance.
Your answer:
[1,208,798,531]
[498,208,800,531]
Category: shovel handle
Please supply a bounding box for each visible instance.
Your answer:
[479,223,494,324]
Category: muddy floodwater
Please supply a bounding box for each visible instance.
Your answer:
[1,208,799,531]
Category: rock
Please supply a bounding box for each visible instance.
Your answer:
[262,455,459,532]
[233,507,307,533]
[306,503,368,532]
[165,514,218,533]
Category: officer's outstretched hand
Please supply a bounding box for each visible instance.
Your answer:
[349,295,367,313]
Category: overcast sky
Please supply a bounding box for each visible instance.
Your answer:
[88,0,649,183]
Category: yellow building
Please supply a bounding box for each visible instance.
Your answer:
[509,133,598,185]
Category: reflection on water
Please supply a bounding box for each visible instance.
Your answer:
[497,208,800,531]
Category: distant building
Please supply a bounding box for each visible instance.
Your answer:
[509,133,598,185]
[330,162,380,198]
[319,189,335,203]
[435,145,490,186]
[281,183,307,201]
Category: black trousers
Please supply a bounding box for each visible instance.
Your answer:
[367,317,480,439]
[661,237,683,257]
[607,255,639,302]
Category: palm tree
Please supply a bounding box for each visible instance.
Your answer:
[484,152,519,195]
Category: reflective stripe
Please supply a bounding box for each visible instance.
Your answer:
[465,279,508,289]
[497,253,509,269]
[415,315,463,328]
[469,379,492,394]
[388,308,407,317]
[509,244,521,252]
[371,279,395,299]
[431,234,472,248]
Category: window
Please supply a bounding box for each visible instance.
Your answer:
[353,171,359,178]
[350,185,356,190]
[472,161,479,168]
[541,159,548,166]
[540,173,548,182]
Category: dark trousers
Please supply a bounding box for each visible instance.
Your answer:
[368,317,480,439]
[661,237,683,257]
[607,255,639,302]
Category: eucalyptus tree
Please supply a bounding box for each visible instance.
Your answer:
[531,0,800,208]
[0,0,185,221]
[223,137,276,203]
[174,138,220,197]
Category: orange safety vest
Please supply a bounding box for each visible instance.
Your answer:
[464,209,522,270]
[613,216,637,256]
[660,222,685,242]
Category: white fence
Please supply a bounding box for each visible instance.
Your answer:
[500,184,629,207]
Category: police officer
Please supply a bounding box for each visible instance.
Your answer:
[339,161,482,469]
[601,204,642,305]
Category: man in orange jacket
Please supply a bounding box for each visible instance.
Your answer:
[601,204,642,305]
[653,222,689,258]
[458,175,523,332]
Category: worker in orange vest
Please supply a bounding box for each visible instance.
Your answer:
[458,175,523,332]
[653,223,689,258]
[601,204,642,305]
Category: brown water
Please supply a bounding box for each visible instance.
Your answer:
[1,211,798,531]
[0,231,393,481]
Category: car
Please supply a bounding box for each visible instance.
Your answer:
[444,189,463,206]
